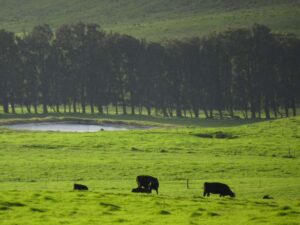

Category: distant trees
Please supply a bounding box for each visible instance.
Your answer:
[0,30,19,113]
[0,23,299,119]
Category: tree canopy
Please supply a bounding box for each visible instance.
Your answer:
[0,23,299,119]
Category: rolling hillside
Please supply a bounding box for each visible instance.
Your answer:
[0,0,299,41]
[0,114,299,224]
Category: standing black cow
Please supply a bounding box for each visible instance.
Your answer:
[136,175,159,194]
[73,183,88,191]
[203,182,235,197]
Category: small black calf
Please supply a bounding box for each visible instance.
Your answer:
[131,187,151,193]
[73,183,88,191]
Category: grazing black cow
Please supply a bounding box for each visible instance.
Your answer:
[131,187,151,193]
[203,182,235,197]
[136,175,159,194]
[73,183,88,191]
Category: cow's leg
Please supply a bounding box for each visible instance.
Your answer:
[203,191,206,196]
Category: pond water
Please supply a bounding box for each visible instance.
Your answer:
[4,122,150,132]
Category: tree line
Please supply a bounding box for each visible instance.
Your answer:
[0,23,299,119]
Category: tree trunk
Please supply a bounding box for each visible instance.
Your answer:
[115,103,119,115]
[42,102,48,114]
[193,107,199,118]
[162,107,168,117]
[258,110,261,119]
[176,104,182,117]
[34,103,38,114]
[209,109,213,119]
[11,100,16,114]
[155,108,159,116]
[218,109,223,119]
[81,101,86,114]
[2,96,9,113]
[271,100,278,119]
[203,108,209,119]
[272,102,277,118]
[131,105,135,115]
[291,99,296,116]
[250,104,256,119]
[73,99,77,113]
[168,107,173,117]
[264,101,270,120]
[244,105,248,119]
[122,97,127,115]
[90,103,94,114]
[228,107,234,118]
[285,105,289,117]
[273,108,277,118]
[50,105,56,113]
[97,105,103,114]
[183,109,186,118]
[26,105,31,113]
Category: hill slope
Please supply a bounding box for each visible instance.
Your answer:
[0,0,299,40]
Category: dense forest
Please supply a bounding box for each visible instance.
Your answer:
[0,23,299,119]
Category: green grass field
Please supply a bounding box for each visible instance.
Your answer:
[0,114,299,224]
[0,0,299,40]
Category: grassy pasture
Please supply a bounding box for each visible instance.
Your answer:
[0,114,299,224]
[0,0,299,40]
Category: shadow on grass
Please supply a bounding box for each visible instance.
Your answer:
[100,202,121,211]
[0,201,26,207]
[30,207,47,213]
[159,210,171,215]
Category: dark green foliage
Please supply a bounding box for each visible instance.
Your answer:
[0,23,299,119]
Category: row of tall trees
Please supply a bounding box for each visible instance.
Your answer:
[0,23,299,119]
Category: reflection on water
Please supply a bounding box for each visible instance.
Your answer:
[4,122,149,132]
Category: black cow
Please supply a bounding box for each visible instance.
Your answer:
[203,182,235,197]
[136,175,159,194]
[73,183,88,191]
[131,187,151,193]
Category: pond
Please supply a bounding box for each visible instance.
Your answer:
[4,122,150,132]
